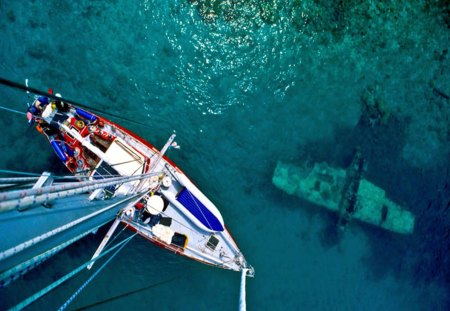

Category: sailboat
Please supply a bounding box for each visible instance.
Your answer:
[0,78,253,309]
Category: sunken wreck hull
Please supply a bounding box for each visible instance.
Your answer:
[272,161,415,234]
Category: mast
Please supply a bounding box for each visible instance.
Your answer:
[0,172,160,212]
[148,133,177,172]
[239,268,249,311]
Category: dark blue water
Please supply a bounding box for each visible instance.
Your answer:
[0,1,449,310]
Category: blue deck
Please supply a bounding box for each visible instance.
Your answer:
[176,188,224,232]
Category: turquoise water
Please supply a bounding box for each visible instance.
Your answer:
[0,1,449,310]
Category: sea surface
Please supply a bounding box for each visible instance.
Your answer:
[0,1,449,310]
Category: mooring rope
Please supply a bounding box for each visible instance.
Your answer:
[58,233,137,311]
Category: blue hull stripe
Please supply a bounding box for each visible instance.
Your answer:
[176,188,224,232]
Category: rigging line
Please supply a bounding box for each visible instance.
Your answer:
[0,77,152,129]
[50,168,159,181]
[73,266,203,311]
[0,192,143,260]
[187,190,214,231]
[147,208,198,235]
[58,233,137,311]
[0,105,26,116]
[130,194,198,236]
[104,224,129,250]
[0,169,43,177]
[10,233,136,311]
[145,193,213,236]
[0,224,102,288]
[0,176,39,183]
[1,172,157,203]
[0,183,36,192]
[139,193,202,236]
[168,171,216,231]
[143,202,219,240]
[0,170,136,183]
[4,162,156,181]
[62,158,145,178]
[73,276,180,310]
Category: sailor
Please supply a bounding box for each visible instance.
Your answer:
[27,93,60,136]
[26,96,49,124]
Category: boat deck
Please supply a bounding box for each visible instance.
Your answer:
[12,102,252,276]
[121,190,244,272]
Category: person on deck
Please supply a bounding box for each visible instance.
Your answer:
[26,96,49,124]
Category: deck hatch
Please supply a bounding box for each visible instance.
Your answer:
[93,162,120,179]
[206,235,219,251]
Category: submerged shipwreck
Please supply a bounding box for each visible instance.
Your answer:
[272,151,415,234]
